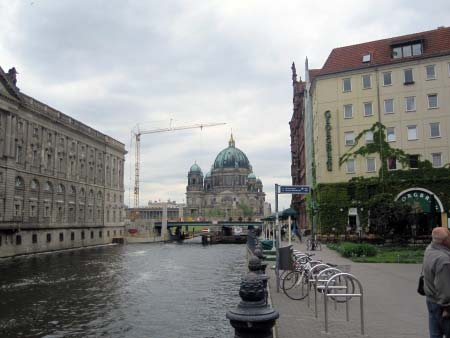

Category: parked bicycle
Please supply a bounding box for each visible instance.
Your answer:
[306,237,322,251]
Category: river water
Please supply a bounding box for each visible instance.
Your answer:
[0,243,247,338]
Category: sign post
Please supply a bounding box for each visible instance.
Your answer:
[275,184,312,293]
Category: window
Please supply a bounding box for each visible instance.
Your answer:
[432,153,443,168]
[412,43,422,56]
[91,231,94,239]
[363,102,373,116]
[404,69,414,84]
[382,72,392,86]
[44,181,52,192]
[344,104,353,119]
[365,131,374,144]
[362,74,372,89]
[344,132,355,146]
[428,94,438,109]
[366,158,376,172]
[342,78,352,92]
[30,204,37,217]
[30,179,39,191]
[71,232,75,241]
[346,160,355,173]
[46,233,51,243]
[56,184,64,194]
[59,233,64,242]
[15,176,24,189]
[107,230,110,237]
[408,154,419,169]
[15,235,21,245]
[32,234,37,244]
[387,127,396,142]
[426,65,436,80]
[14,202,21,216]
[44,205,50,218]
[393,42,422,58]
[405,96,416,112]
[113,230,117,236]
[430,122,441,138]
[407,125,418,140]
[384,99,394,114]
[81,231,85,240]
[99,231,102,238]
[388,157,397,170]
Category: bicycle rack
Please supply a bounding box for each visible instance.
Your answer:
[313,267,342,318]
[306,263,331,308]
[323,273,364,335]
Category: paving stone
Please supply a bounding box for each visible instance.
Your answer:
[267,239,428,338]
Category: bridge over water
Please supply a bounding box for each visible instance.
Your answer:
[154,221,263,243]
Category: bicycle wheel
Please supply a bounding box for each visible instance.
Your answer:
[282,271,309,300]
[328,275,355,303]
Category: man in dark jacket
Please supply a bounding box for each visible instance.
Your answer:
[423,227,450,338]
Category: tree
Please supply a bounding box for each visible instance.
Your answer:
[239,202,254,218]
[368,193,411,237]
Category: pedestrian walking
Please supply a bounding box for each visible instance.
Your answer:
[292,221,302,243]
[423,227,450,338]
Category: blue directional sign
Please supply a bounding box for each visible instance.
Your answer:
[279,185,311,194]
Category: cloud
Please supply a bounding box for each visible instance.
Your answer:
[2,0,450,208]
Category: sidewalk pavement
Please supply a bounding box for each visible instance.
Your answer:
[267,239,428,338]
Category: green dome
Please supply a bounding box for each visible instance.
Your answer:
[213,135,250,169]
[189,163,203,173]
[248,173,256,179]
[205,171,211,178]
[256,178,262,184]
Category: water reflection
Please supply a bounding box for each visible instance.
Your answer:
[0,243,246,338]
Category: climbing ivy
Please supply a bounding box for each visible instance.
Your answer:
[339,122,410,180]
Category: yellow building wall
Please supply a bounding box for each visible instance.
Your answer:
[312,56,450,184]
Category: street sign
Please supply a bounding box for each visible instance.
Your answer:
[279,185,311,194]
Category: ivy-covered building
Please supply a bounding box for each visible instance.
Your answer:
[291,27,450,236]
[186,135,265,220]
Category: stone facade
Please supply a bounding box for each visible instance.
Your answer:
[289,62,308,227]
[0,66,126,258]
[186,135,265,220]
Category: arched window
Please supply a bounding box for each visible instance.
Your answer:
[89,189,94,199]
[97,191,102,200]
[70,185,76,195]
[56,184,65,194]
[30,179,39,191]
[15,176,24,189]
[44,181,53,192]
[80,188,85,197]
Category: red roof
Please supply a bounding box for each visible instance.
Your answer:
[318,26,450,76]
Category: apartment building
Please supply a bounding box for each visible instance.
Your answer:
[306,26,450,184]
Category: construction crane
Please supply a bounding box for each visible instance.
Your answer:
[132,121,226,208]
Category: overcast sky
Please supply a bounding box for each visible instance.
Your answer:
[1,0,449,210]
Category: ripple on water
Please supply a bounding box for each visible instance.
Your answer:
[0,243,245,338]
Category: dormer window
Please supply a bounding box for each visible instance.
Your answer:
[392,41,422,59]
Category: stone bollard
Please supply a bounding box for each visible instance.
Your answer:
[248,256,269,304]
[227,273,279,338]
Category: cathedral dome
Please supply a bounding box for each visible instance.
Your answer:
[248,173,256,179]
[213,134,250,169]
[189,163,203,174]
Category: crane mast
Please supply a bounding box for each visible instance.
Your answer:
[133,122,226,208]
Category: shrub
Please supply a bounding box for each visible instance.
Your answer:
[334,242,377,257]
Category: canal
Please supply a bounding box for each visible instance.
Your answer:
[0,243,247,338]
